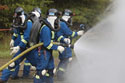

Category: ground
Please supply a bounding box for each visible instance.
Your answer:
[0,58,66,83]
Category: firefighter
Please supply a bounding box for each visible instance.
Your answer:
[56,9,84,80]
[0,7,33,83]
[10,7,42,79]
[33,8,65,83]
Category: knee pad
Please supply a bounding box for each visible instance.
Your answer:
[8,62,16,69]
[9,62,15,67]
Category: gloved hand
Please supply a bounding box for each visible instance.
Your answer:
[10,46,20,55]
[80,24,87,32]
[57,46,65,53]
[77,30,84,36]
[69,57,73,62]
[41,69,47,75]
[64,38,71,44]
[10,39,14,47]
[80,24,85,30]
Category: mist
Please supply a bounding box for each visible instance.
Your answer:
[66,0,125,83]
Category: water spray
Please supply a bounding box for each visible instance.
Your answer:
[66,0,125,83]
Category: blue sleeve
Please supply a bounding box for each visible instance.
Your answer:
[19,21,32,49]
[41,26,58,50]
[56,31,65,42]
[61,22,78,38]
[12,29,18,40]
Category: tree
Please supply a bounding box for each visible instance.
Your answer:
[0,0,53,28]
[0,0,110,29]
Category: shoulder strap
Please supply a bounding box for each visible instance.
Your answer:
[39,24,46,33]
[29,19,42,46]
[51,31,55,42]
[39,24,55,42]
[60,18,71,27]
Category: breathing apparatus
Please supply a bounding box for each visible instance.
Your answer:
[12,7,27,31]
[28,7,41,23]
[46,8,61,32]
[61,9,75,27]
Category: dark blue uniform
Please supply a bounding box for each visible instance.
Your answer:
[11,28,21,79]
[11,28,31,79]
[0,20,33,81]
[56,21,78,80]
[34,25,59,83]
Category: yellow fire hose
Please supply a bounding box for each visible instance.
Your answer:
[0,42,58,71]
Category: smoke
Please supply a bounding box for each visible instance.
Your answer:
[66,0,125,83]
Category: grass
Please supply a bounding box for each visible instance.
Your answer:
[0,33,11,58]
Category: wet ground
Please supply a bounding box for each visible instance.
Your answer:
[0,58,67,83]
[1,70,66,83]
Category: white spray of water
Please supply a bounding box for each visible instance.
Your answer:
[67,0,125,83]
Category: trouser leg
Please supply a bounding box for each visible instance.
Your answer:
[11,64,20,79]
[0,49,25,82]
[45,69,54,83]
[34,70,45,83]
[23,59,31,77]
[56,58,69,80]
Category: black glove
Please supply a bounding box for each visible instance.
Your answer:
[80,24,87,32]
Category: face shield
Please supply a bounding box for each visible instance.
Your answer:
[46,11,60,31]
[62,9,74,26]
[31,11,41,18]
[13,15,22,26]
[13,12,26,28]
[19,14,26,25]
[62,15,72,26]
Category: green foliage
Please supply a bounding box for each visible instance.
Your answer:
[0,32,4,39]
[51,0,111,27]
[0,0,53,28]
[0,0,110,28]
[0,33,11,58]
[0,1,110,57]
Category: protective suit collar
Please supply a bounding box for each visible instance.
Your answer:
[62,16,70,22]
[47,16,57,29]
